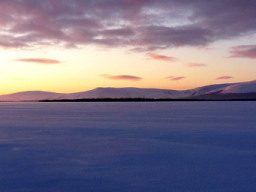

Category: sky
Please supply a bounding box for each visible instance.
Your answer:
[0,0,256,94]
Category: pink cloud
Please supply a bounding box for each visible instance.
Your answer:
[188,63,207,67]
[216,76,233,80]
[229,45,256,59]
[167,76,185,81]
[148,54,177,62]
[101,74,142,81]
[16,58,61,64]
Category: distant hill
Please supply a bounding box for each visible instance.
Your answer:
[0,91,67,101]
[190,80,256,100]
[0,80,256,101]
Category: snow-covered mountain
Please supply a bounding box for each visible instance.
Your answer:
[0,80,255,101]
[67,87,188,99]
[186,83,236,96]
[0,91,67,101]
[210,80,256,94]
[189,80,256,100]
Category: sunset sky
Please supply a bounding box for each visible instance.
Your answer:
[1,0,256,94]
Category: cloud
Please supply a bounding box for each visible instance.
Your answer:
[0,1,256,50]
[101,74,142,81]
[100,28,135,37]
[196,46,214,51]
[167,76,185,81]
[229,45,256,59]
[136,25,213,51]
[188,63,207,67]
[148,53,177,62]
[216,76,233,80]
[16,58,61,64]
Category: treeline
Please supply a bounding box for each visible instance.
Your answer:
[39,98,256,102]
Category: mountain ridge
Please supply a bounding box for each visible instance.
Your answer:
[0,80,255,101]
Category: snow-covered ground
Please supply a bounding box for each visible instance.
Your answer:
[0,102,256,192]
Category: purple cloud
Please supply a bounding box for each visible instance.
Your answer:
[188,63,207,67]
[16,58,61,64]
[216,76,233,80]
[101,74,142,81]
[100,28,135,37]
[167,76,185,81]
[148,53,177,62]
[229,45,256,59]
[0,0,256,50]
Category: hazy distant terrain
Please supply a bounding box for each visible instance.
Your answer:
[0,102,256,192]
[0,80,256,101]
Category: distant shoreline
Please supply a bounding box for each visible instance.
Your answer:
[39,98,256,102]
[0,98,255,102]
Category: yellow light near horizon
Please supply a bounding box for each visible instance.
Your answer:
[1,37,256,95]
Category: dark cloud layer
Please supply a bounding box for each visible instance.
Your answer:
[101,74,142,81]
[0,0,256,50]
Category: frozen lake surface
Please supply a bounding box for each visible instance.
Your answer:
[0,102,256,192]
